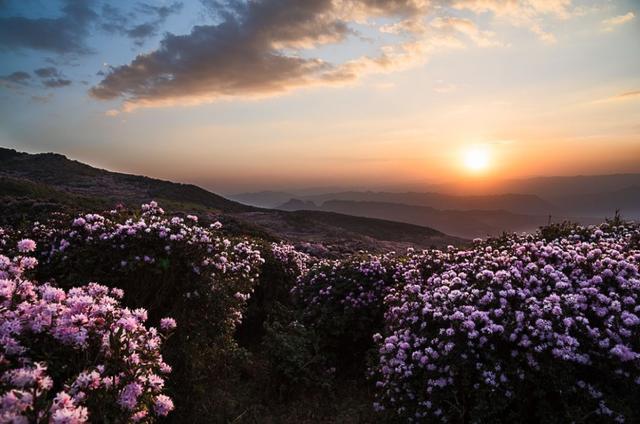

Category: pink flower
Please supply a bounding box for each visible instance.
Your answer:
[159,317,177,332]
[131,410,148,422]
[118,382,143,410]
[16,239,36,253]
[153,394,174,416]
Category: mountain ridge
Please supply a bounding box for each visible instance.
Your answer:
[0,147,463,251]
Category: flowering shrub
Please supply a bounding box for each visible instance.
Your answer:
[3,203,265,421]
[34,202,263,330]
[292,254,400,370]
[373,222,640,422]
[270,242,311,277]
[0,243,175,423]
[7,200,639,422]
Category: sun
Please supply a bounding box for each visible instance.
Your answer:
[462,145,491,172]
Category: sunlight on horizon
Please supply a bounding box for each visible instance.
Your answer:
[0,0,638,192]
[462,145,491,174]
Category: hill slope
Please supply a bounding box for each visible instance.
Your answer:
[0,148,462,250]
[0,148,251,213]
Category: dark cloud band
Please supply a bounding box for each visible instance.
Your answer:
[90,0,428,108]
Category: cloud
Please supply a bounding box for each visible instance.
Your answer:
[433,79,457,93]
[0,0,97,54]
[453,0,573,43]
[101,2,184,46]
[34,67,61,78]
[0,71,31,89]
[0,1,184,55]
[430,16,503,47]
[602,11,635,31]
[591,89,640,105]
[0,71,30,83]
[91,0,581,112]
[611,90,640,101]
[43,78,72,88]
[90,0,415,109]
[31,67,73,88]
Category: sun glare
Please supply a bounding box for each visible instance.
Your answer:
[462,145,491,172]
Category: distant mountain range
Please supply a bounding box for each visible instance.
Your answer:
[277,199,602,239]
[491,174,640,199]
[232,182,640,218]
[279,191,555,214]
[0,148,462,251]
[230,175,640,239]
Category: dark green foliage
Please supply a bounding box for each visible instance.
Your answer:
[539,220,583,241]
[261,303,334,392]
[293,255,399,375]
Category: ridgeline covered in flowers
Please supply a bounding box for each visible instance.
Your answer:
[2,202,639,422]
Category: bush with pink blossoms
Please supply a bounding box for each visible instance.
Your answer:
[292,253,401,371]
[0,249,175,423]
[4,202,265,422]
[373,222,640,422]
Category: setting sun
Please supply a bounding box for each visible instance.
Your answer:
[462,145,491,172]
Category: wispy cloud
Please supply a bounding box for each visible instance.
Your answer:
[612,90,640,101]
[602,11,635,31]
[453,0,573,44]
[100,2,184,46]
[31,93,54,103]
[0,66,73,91]
[592,89,640,104]
[0,71,31,89]
[430,17,504,48]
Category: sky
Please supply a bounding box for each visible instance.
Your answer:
[0,0,639,194]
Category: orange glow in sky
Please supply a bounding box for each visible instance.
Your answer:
[0,0,639,193]
[462,145,491,173]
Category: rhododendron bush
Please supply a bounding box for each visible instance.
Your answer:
[373,223,640,422]
[1,203,267,421]
[0,244,175,423]
[290,222,640,422]
[292,254,399,369]
[4,199,640,422]
[33,202,263,333]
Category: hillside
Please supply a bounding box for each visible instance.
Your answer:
[0,148,462,250]
[0,148,251,213]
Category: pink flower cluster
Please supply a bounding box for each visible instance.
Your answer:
[290,221,640,421]
[294,254,396,311]
[40,202,265,329]
[271,242,311,276]
[0,243,175,423]
[373,222,640,421]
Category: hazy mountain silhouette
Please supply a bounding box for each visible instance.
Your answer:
[232,190,554,213]
[277,199,602,239]
[236,172,640,225]
[497,174,640,198]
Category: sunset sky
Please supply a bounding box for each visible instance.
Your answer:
[1,0,639,193]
